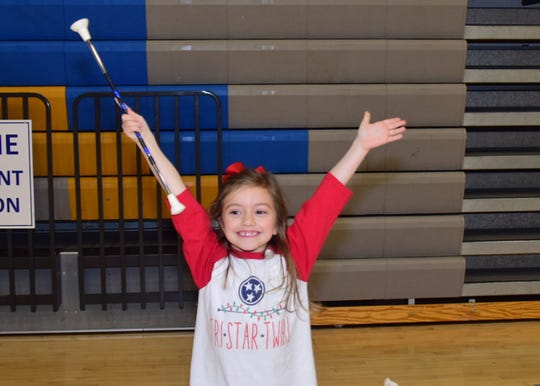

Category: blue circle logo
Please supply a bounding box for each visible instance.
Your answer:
[238,276,265,306]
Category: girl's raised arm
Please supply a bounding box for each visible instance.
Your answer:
[121,107,187,197]
[329,111,406,186]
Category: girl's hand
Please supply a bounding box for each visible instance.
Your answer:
[357,111,406,151]
[121,107,151,142]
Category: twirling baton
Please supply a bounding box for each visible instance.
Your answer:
[70,18,184,215]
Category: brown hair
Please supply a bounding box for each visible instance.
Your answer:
[209,167,303,311]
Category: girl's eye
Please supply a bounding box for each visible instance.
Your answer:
[228,209,240,216]
[255,209,267,216]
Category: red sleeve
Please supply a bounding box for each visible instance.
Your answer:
[286,173,352,281]
[170,189,227,289]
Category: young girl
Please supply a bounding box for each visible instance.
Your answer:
[122,109,406,386]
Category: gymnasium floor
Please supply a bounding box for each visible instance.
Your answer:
[1,320,539,385]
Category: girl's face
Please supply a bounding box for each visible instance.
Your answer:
[220,184,278,253]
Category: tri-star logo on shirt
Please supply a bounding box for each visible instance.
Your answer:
[239,276,265,305]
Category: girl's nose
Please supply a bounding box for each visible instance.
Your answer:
[242,212,255,225]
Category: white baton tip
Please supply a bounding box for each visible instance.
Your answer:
[70,18,92,41]
[384,378,399,386]
[168,194,185,215]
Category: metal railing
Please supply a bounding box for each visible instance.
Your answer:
[72,90,222,310]
[0,92,61,312]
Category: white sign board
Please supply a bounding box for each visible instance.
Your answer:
[0,120,35,229]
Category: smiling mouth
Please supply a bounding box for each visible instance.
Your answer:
[238,231,259,237]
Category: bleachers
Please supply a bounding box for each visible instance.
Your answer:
[1,0,539,330]
[461,0,540,299]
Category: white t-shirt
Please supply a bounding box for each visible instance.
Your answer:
[191,250,316,386]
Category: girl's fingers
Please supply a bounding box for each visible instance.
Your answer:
[384,117,406,126]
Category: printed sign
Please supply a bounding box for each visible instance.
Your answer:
[0,120,34,228]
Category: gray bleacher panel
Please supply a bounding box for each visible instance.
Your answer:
[228,84,466,128]
[309,84,466,128]
[228,85,309,128]
[227,40,307,84]
[278,172,465,215]
[384,257,465,299]
[310,257,466,301]
[146,0,467,39]
[463,197,540,213]
[384,84,466,127]
[467,154,536,171]
[228,1,310,39]
[310,259,387,301]
[146,40,466,85]
[385,40,466,83]
[385,0,467,38]
[308,128,467,172]
[465,25,540,40]
[318,215,464,259]
[369,172,465,214]
[147,41,228,84]
[146,0,228,39]
[463,111,540,127]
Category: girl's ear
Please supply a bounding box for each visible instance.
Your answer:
[211,219,221,230]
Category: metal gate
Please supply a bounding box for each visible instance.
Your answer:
[0,92,61,312]
[72,90,222,310]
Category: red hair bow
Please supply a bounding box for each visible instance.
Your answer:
[223,162,266,182]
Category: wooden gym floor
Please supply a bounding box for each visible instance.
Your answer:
[0,321,539,386]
